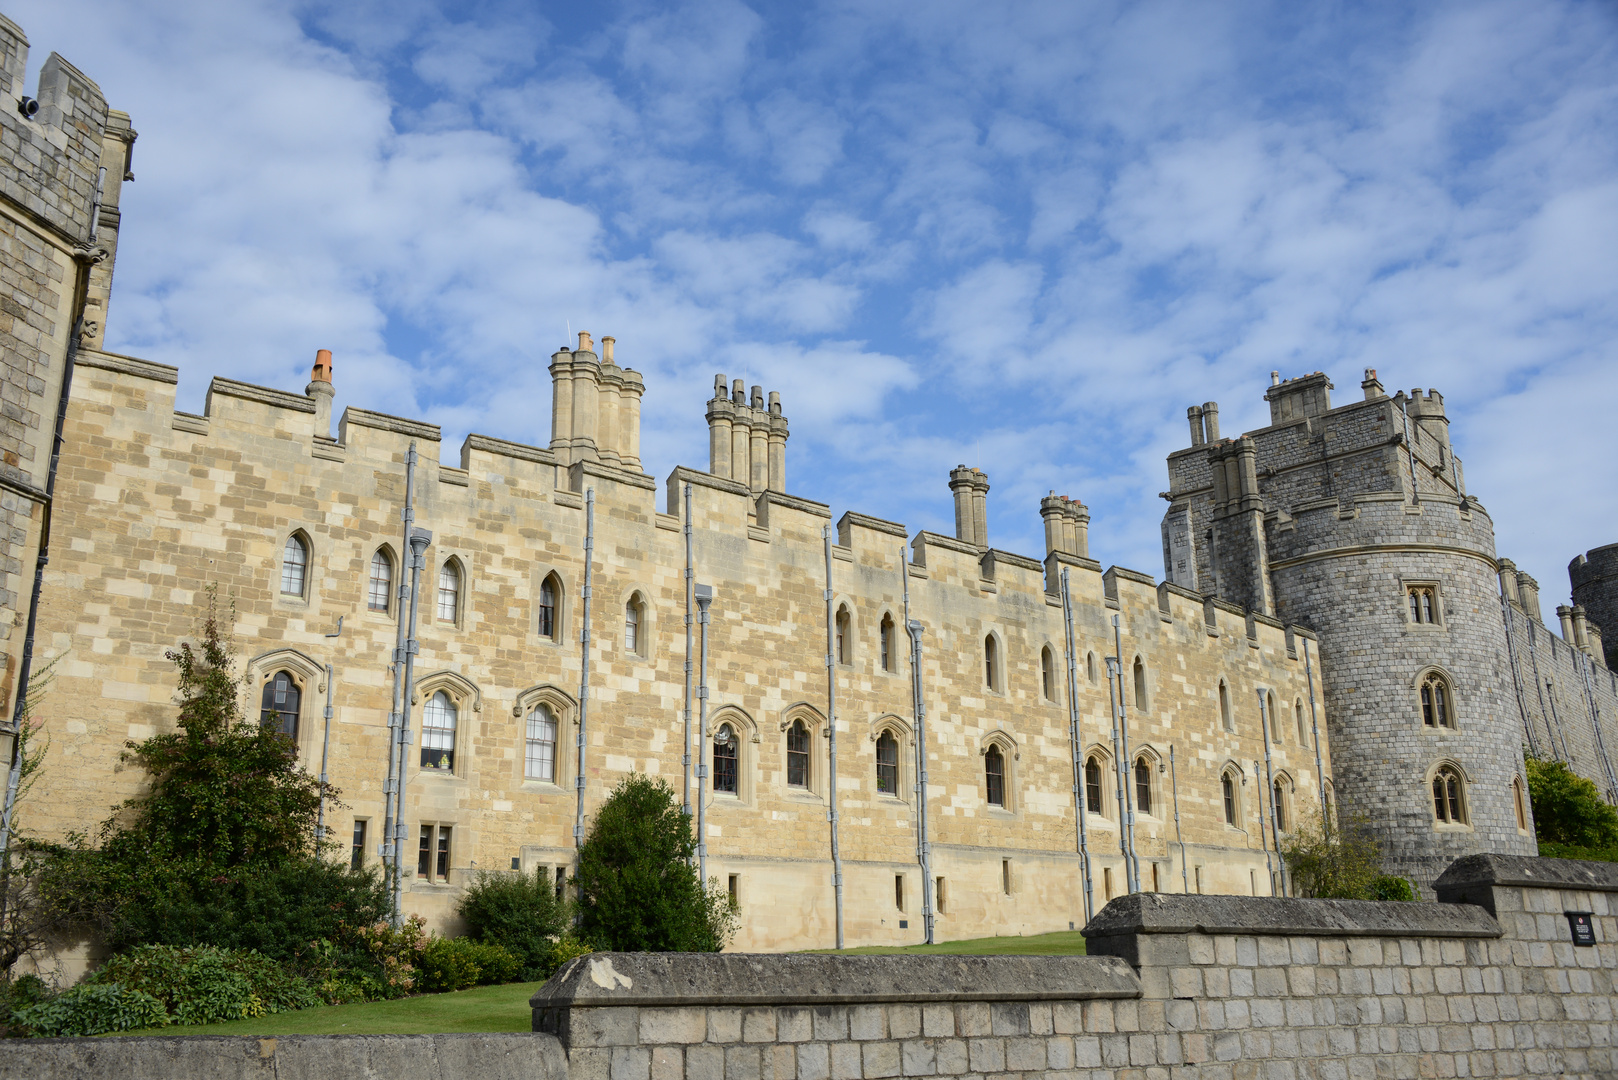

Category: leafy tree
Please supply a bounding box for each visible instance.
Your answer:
[458,867,574,979]
[1281,810,1384,899]
[1526,756,1618,857]
[576,774,737,952]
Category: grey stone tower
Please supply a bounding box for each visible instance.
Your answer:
[1570,545,1618,670]
[1163,369,1536,890]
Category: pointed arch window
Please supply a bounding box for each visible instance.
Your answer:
[1272,778,1289,832]
[1133,657,1147,712]
[875,729,898,795]
[368,549,393,612]
[624,594,645,656]
[281,534,309,596]
[1267,691,1280,743]
[1085,756,1104,815]
[1295,699,1308,745]
[1219,681,1233,732]
[835,605,851,665]
[1086,651,1098,684]
[880,614,895,672]
[1408,585,1438,624]
[1432,765,1466,824]
[1222,770,1239,825]
[437,560,462,624]
[984,745,1005,807]
[260,671,301,740]
[1420,671,1454,728]
[714,724,739,795]
[421,691,457,770]
[525,703,558,782]
[786,720,810,788]
[539,575,560,641]
[1041,646,1056,702]
[984,635,999,691]
[1134,757,1153,815]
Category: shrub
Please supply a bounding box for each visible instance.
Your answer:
[1371,875,1416,902]
[0,973,51,1036]
[458,868,571,978]
[14,982,168,1037]
[1526,757,1618,851]
[576,775,738,952]
[341,914,428,998]
[1280,811,1388,900]
[417,937,521,992]
[90,945,321,1023]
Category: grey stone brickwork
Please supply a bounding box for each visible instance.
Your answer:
[1571,543,1618,670]
[1164,371,1548,890]
[527,855,1618,1080]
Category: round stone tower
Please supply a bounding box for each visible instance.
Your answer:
[1570,544,1618,670]
[1163,369,1536,892]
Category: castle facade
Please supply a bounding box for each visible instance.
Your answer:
[4,14,1617,962]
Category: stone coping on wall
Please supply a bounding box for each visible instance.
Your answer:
[0,1033,567,1080]
[1433,851,1618,914]
[1081,892,1502,946]
[530,953,1141,1011]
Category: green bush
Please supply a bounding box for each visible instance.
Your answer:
[458,868,571,979]
[1371,875,1416,902]
[0,973,51,1035]
[576,775,738,952]
[14,982,168,1037]
[417,937,521,992]
[1526,757,1618,850]
[90,945,321,1023]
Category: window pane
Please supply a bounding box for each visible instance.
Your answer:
[985,747,1004,807]
[1135,760,1151,815]
[526,705,557,781]
[1435,684,1448,727]
[985,638,996,689]
[625,601,639,653]
[437,826,451,880]
[1410,591,1420,623]
[876,731,897,795]
[1273,782,1286,831]
[1421,591,1434,623]
[351,820,366,871]
[260,672,299,739]
[1421,684,1434,725]
[1446,775,1462,823]
[418,826,432,877]
[714,726,738,794]
[787,721,808,787]
[1433,776,1447,821]
[1085,759,1102,814]
[540,579,557,638]
[421,691,457,770]
[437,562,459,623]
[1133,660,1147,711]
[281,536,307,595]
[1223,775,1236,824]
[368,551,392,611]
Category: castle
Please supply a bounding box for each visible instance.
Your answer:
[2,16,1616,962]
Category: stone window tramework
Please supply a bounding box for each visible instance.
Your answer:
[1419,670,1456,729]
[1431,764,1467,826]
[281,533,309,597]
[368,548,393,612]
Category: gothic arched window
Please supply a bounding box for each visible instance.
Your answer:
[880,614,896,672]
[984,635,999,691]
[835,605,851,665]
[260,671,300,740]
[437,559,462,624]
[786,720,810,788]
[714,724,739,795]
[281,534,309,596]
[1085,756,1104,815]
[1041,646,1056,701]
[525,703,557,782]
[875,730,899,795]
[1221,770,1239,826]
[539,575,561,641]
[1432,765,1466,825]
[1133,657,1148,712]
[420,691,457,770]
[368,549,393,612]
[1219,681,1233,732]
[1420,671,1455,729]
[1134,757,1153,815]
[984,745,1005,807]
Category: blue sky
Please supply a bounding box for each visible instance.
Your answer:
[15,0,1618,620]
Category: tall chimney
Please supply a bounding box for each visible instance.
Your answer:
[1187,405,1205,447]
[748,385,767,494]
[707,374,733,479]
[1202,401,1220,441]
[305,349,334,438]
[766,391,787,492]
[549,343,576,464]
[568,332,601,462]
[949,467,977,546]
[729,379,750,486]
[971,469,990,551]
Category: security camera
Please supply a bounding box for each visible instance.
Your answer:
[16,96,38,119]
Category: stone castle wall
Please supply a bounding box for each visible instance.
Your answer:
[0,14,132,720]
[29,347,1330,952]
[1571,543,1618,671]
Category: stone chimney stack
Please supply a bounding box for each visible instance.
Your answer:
[1559,604,1578,646]
[1201,401,1220,441]
[971,469,989,550]
[949,467,978,546]
[1041,494,1090,558]
[547,332,643,470]
[1572,605,1593,655]
[1498,558,1521,607]
[1065,497,1090,558]
[1362,368,1385,400]
[1187,405,1205,447]
[705,375,789,493]
[305,349,334,438]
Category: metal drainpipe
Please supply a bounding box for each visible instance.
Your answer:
[1254,759,1277,895]
[1303,638,1328,811]
[903,545,934,944]
[1400,397,1420,504]
[1170,745,1188,894]
[1499,596,1540,760]
[380,444,417,914]
[1112,615,1140,894]
[316,664,334,842]
[1258,691,1286,896]
[390,526,430,922]
[1060,568,1093,923]
[574,490,595,885]
[1527,624,1558,760]
[695,584,712,883]
[683,484,694,825]
[823,525,844,949]
[1579,655,1618,802]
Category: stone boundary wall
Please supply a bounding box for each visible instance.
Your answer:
[0,1032,567,1080]
[532,855,1618,1080]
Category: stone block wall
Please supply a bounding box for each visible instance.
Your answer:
[532,855,1618,1080]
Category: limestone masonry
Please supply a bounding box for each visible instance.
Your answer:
[4,13,1618,961]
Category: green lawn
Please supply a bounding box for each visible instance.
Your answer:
[817,930,1087,956]
[111,931,1087,1037]
[114,980,546,1037]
